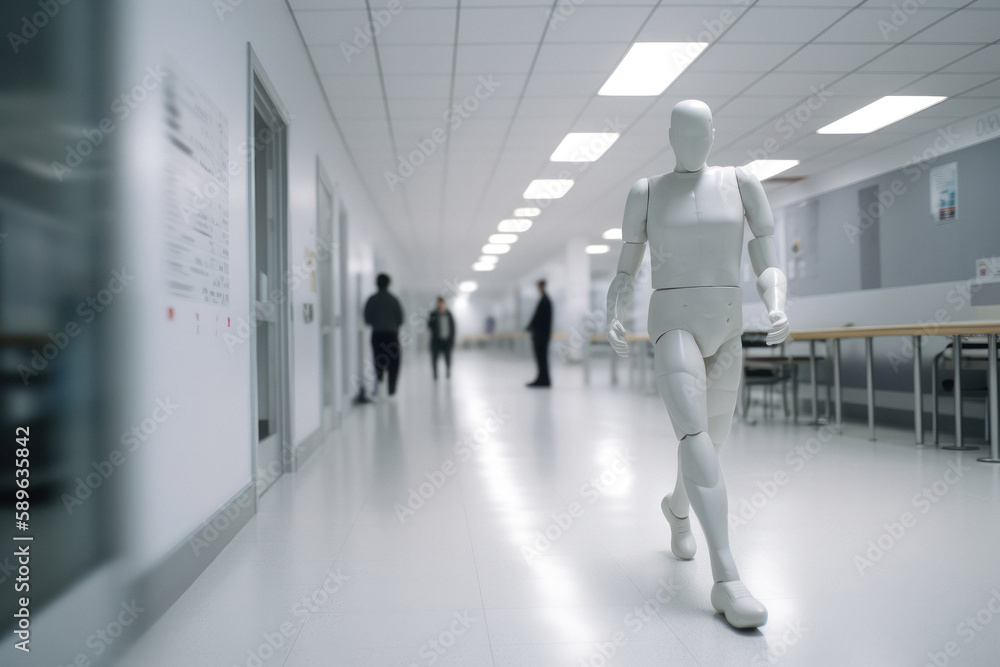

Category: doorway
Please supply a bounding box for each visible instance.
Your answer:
[317,163,342,432]
[251,61,290,496]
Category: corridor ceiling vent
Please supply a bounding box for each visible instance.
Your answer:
[817,96,947,134]
[550,132,620,162]
[599,42,709,97]
[744,159,800,181]
[523,179,574,200]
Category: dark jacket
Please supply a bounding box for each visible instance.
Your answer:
[364,289,404,333]
[428,310,455,348]
[527,294,552,340]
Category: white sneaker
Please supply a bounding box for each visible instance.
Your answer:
[661,494,696,560]
[711,580,768,629]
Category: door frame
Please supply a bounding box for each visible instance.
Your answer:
[247,46,292,496]
[317,158,339,433]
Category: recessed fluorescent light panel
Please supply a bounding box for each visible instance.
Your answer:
[478,255,499,264]
[550,132,620,162]
[498,219,532,233]
[602,228,623,240]
[523,179,574,200]
[599,42,708,96]
[459,281,478,293]
[817,96,946,134]
[473,262,495,272]
[585,244,611,255]
[514,208,540,217]
[744,159,800,181]
[489,233,518,244]
[482,244,511,254]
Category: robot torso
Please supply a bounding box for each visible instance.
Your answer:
[644,166,746,290]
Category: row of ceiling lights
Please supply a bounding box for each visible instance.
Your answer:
[466,41,949,288]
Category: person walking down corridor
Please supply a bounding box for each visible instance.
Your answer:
[364,273,404,396]
[526,279,552,387]
[427,297,455,380]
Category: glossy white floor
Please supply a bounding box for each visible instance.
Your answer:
[119,348,1000,667]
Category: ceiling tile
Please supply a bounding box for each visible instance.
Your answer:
[543,6,654,44]
[688,43,801,73]
[458,7,549,44]
[813,8,953,44]
[908,9,1000,43]
[721,7,853,43]
[378,45,453,75]
[941,45,1000,73]
[776,44,892,72]
[456,44,538,75]
[636,4,752,42]
[383,74,451,99]
[895,73,999,96]
[374,8,457,45]
[861,44,982,73]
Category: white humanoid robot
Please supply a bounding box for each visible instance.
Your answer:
[606,99,789,629]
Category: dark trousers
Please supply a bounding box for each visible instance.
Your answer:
[371,331,401,394]
[531,335,550,384]
[431,339,451,379]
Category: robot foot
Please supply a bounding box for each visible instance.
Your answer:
[711,580,768,629]
[661,494,696,560]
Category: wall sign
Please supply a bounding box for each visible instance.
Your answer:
[162,63,231,306]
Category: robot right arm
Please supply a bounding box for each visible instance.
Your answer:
[606,179,648,357]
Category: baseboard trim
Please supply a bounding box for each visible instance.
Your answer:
[291,426,324,471]
[129,481,257,636]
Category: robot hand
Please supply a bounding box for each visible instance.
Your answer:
[766,310,789,346]
[607,318,629,357]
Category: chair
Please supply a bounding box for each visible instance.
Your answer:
[740,332,799,423]
[932,335,994,445]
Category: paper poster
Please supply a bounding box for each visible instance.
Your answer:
[976,256,1000,284]
[930,162,957,224]
[162,63,231,306]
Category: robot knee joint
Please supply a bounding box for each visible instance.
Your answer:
[678,432,719,487]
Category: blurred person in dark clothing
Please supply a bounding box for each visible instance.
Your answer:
[427,296,455,380]
[526,279,552,387]
[364,273,404,396]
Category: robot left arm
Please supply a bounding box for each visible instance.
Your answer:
[736,166,789,346]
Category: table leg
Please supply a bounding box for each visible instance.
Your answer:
[611,346,618,386]
[913,335,924,446]
[866,337,876,441]
[793,363,799,423]
[810,340,818,422]
[978,333,1000,463]
[832,338,842,433]
[943,334,979,451]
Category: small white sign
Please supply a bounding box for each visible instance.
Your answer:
[976,256,1000,284]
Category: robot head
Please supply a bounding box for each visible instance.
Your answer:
[668,100,714,172]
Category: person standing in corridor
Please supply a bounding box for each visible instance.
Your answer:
[526,279,552,387]
[364,273,404,396]
[427,296,455,380]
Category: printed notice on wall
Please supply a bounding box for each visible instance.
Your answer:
[930,162,957,224]
[162,63,230,306]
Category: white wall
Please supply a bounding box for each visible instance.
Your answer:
[112,0,410,570]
